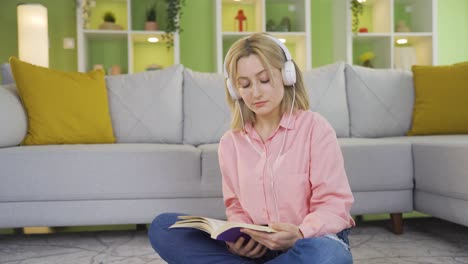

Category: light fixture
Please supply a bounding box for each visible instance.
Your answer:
[17,3,49,67]
[147,37,159,43]
[279,38,286,43]
[396,38,408,45]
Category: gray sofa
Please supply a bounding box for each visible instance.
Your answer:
[1,62,467,233]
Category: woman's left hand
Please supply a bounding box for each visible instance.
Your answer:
[240,222,304,251]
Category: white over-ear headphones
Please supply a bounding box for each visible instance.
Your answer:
[223,34,297,100]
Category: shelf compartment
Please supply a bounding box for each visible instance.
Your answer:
[88,0,128,30]
[222,0,262,32]
[131,0,168,31]
[353,35,391,68]
[357,0,391,33]
[394,0,433,33]
[394,35,432,70]
[131,32,174,73]
[265,0,306,32]
[87,38,128,74]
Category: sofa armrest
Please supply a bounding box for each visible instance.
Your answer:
[0,84,27,147]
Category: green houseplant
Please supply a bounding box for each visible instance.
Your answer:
[99,11,123,30]
[162,0,185,48]
[103,11,116,23]
[145,4,158,30]
[351,0,364,33]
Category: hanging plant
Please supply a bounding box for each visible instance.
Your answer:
[350,0,364,33]
[162,0,185,49]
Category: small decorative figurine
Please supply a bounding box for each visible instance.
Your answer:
[234,9,247,32]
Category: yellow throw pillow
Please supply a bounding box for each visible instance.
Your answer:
[9,57,116,145]
[408,63,468,136]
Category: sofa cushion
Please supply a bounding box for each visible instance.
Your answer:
[183,69,230,145]
[106,64,184,143]
[303,62,349,137]
[409,64,468,135]
[412,138,468,201]
[338,138,413,192]
[1,63,14,85]
[0,144,205,202]
[198,143,223,196]
[9,57,115,145]
[345,64,414,138]
[0,84,27,147]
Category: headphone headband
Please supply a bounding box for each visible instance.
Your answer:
[224,34,296,100]
[263,35,292,61]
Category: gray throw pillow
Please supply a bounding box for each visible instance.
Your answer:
[303,62,350,138]
[183,68,230,145]
[1,63,14,85]
[345,64,414,138]
[105,65,184,143]
[0,84,27,147]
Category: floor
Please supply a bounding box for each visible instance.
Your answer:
[1,217,467,264]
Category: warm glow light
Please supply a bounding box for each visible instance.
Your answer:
[279,38,286,43]
[148,37,159,43]
[396,38,408,45]
[357,0,366,3]
[234,0,241,2]
[17,4,49,67]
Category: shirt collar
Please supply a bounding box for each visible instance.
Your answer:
[244,110,299,136]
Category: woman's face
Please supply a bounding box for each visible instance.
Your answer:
[236,54,284,120]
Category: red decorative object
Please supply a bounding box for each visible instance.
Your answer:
[234,9,247,32]
[359,27,368,33]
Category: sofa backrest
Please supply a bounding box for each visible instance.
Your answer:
[303,61,349,138]
[105,64,184,144]
[0,62,418,147]
[345,64,414,138]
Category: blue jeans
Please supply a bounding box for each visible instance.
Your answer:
[148,213,353,264]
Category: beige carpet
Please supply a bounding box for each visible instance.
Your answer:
[1,217,467,264]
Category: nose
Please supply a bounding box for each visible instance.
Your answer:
[252,80,261,97]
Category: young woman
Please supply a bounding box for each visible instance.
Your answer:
[149,33,355,264]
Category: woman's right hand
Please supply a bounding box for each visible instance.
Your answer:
[226,236,268,259]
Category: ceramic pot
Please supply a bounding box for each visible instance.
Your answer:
[145,21,158,31]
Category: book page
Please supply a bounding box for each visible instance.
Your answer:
[170,216,276,242]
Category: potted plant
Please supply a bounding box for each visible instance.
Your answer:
[162,0,185,48]
[145,4,158,31]
[351,0,364,33]
[99,11,123,30]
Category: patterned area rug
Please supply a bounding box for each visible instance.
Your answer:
[1,218,467,264]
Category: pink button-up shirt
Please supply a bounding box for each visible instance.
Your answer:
[218,110,355,238]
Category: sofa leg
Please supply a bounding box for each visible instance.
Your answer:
[136,224,147,231]
[390,213,403,234]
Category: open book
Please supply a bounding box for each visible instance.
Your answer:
[169,215,276,242]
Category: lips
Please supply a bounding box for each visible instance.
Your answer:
[254,101,267,107]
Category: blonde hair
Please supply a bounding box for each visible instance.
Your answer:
[224,33,310,131]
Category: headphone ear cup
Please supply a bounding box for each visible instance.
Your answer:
[226,78,240,100]
[282,60,296,86]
